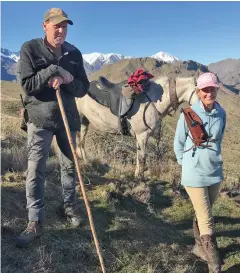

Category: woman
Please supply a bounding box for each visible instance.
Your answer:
[174,72,226,273]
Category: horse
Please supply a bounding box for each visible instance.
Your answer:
[75,75,199,179]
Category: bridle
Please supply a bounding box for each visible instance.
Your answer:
[168,77,196,113]
[188,88,196,106]
[143,77,196,129]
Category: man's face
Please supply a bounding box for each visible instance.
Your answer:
[43,20,68,47]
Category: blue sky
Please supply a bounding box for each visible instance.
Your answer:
[1,1,240,65]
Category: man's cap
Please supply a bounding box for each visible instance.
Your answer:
[197,72,220,90]
[44,8,73,25]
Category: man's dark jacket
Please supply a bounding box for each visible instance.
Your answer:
[19,38,90,131]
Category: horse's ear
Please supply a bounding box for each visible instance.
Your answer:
[194,69,202,85]
[196,69,201,79]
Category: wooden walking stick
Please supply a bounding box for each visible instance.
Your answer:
[56,87,106,273]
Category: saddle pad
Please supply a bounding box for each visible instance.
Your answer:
[88,81,110,108]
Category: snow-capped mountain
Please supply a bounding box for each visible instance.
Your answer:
[151,51,179,63]
[82,51,178,74]
[83,59,95,75]
[83,52,132,73]
[83,52,122,65]
[1,47,179,80]
[1,49,20,81]
[1,48,20,63]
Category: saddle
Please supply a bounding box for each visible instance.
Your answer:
[88,76,134,118]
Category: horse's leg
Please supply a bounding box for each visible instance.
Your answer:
[135,131,149,179]
[76,116,89,162]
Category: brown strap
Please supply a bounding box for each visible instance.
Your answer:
[169,77,178,111]
[183,137,217,153]
[183,107,203,125]
[183,144,195,153]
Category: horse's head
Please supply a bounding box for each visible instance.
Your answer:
[152,75,199,116]
[181,69,207,106]
[175,76,199,106]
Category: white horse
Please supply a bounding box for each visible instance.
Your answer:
[76,75,199,179]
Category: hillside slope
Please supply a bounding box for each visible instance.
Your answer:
[1,74,240,273]
[209,58,240,94]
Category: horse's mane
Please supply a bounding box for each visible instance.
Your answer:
[154,75,196,86]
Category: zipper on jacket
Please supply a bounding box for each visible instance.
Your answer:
[57,52,69,66]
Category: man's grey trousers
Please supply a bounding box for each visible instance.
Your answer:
[26,122,77,223]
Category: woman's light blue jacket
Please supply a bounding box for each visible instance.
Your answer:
[174,99,226,187]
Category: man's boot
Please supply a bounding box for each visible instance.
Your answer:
[64,204,82,227]
[192,218,207,261]
[201,234,221,273]
[16,221,44,248]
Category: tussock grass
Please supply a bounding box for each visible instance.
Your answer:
[1,81,240,273]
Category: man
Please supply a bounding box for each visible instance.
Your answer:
[16,8,90,248]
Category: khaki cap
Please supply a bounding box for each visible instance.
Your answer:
[44,8,73,25]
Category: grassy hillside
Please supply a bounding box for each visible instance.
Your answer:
[1,80,240,273]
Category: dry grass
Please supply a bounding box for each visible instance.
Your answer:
[1,80,240,273]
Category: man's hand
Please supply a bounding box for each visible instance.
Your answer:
[57,66,74,84]
[48,76,64,90]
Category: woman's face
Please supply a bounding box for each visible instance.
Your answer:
[197,86,218,108]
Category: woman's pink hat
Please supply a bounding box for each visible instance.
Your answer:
[197,72,220,89]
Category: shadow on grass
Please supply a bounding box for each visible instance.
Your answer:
[87,181,194,247]
[220,243,240,262]
[215,216,240,225]
[1,178,195,273]
[2,227,101,273]
[173,216,240,232]
[216,229,240,238]
[223,264,240,273]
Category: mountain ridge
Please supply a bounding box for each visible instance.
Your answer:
[1,48,179,79]
[208,58,240,95]
[1,47,239,95]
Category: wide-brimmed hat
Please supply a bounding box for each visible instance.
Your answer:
[197,72,220,90]
[44,8,73,25]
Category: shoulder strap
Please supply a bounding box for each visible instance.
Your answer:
[182,107,203,127]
